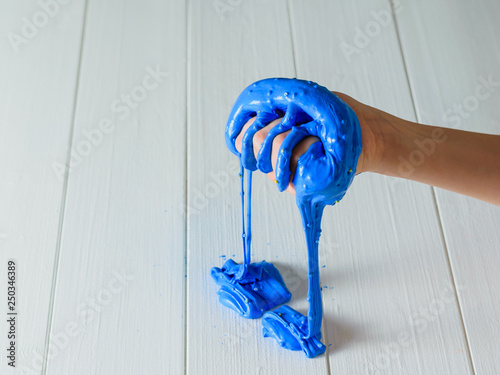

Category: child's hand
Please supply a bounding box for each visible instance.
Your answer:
[228,80,381,204]
[226,79,366,204]
[233,91,383,195]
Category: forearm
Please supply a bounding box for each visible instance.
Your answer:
[348,95,500,206]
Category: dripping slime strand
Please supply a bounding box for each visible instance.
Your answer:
[239,161,253,279]
[245,167,252,271]
[239,163,248,277]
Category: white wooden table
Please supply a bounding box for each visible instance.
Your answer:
[1,0,499,374]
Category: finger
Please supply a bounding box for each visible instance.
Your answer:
[235,117,255,154]
[250,117,282,154]
[249,118,283,185]
[274,126,310,192]
[255,103,307,173]
[255,121,292,173]
[226,108,257,156]
[235,115,280,152]
[284,136,321,193]
[270,133,321,193]
[240,112,279,170]
[237,115,320,194]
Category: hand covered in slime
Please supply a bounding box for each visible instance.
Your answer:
[212,78,362,358]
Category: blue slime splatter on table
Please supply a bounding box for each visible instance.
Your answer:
[211,78,362,358]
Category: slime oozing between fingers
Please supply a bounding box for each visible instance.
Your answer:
[212,78,362,358]
[237,118,321,193]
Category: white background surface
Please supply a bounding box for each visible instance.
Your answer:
[0,0,499,374]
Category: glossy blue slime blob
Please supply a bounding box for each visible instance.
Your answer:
[211,259,291,319]
[262,305,325,358]
[217,77,362,358]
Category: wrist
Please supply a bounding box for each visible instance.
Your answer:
[366,111,414,177]
[335,92,426,177]
[333,92,390,175]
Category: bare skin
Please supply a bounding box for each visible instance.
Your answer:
[235,92,500,206]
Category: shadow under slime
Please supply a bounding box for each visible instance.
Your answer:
[271,261,308,301]
[323,314,357,354]
[273,261,358,354]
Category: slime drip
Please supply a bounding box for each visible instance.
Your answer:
[211,163,292,319]
[212,78,362,358]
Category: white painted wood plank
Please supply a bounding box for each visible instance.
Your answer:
[395,0,500,373]
[0,1,86,373]
[186,1,329,373]
[44,1,187,374]
[288,0,473,373]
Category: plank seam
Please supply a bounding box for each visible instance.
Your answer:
[286,1,330,372]
[42,0,90,374]
[389,1,476,373]
[430,189,476,375]
[183,0,191,374]
[388,0,419,122]
[286,0,298,77]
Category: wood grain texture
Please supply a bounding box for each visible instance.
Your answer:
[0,1,86,373]
[395,0,500,373]
[44,0,187,374]
[186,0,330,373]
[288,0,473,373]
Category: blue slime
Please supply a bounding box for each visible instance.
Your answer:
[212,78,362,358]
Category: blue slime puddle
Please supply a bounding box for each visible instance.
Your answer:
[211,259,291,319]
[262,305,325,358]
[213,78,362,358]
